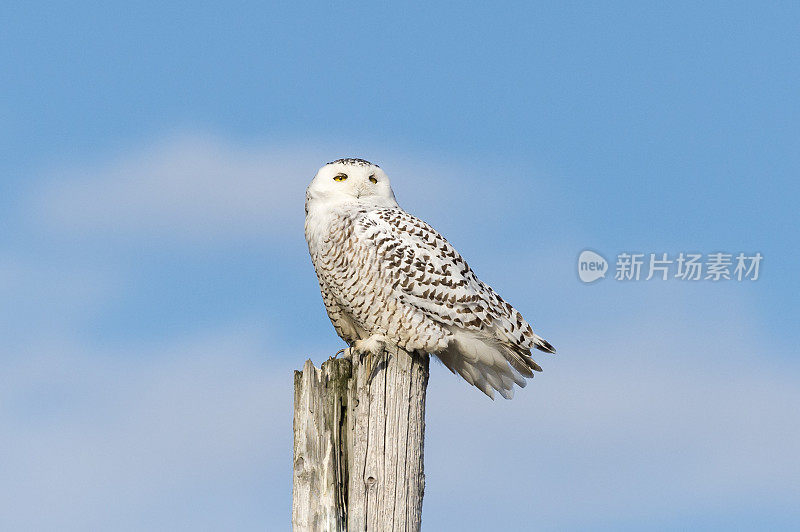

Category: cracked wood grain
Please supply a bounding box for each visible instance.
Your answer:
[292,348,428,531]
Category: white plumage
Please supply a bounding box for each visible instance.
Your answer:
[304,158,555,399]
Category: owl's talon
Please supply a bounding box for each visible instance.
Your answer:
[350,334,388,383]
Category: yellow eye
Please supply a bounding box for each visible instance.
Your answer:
[369,175,378,184]
[333,173,348,182]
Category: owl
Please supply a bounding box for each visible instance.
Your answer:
[304,158,555,399]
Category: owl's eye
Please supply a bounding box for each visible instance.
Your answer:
[368,175,378,184]
[333,173,348,182]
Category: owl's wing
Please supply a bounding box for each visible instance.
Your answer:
[356,208,555,356]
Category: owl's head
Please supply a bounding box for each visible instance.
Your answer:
[306,158,398,211]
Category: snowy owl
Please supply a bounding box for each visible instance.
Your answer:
[304,158,555,399]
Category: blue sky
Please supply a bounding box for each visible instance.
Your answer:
[2,2,799,530]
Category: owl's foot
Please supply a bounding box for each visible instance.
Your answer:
[351,335,387,382]
[354,335,386,357]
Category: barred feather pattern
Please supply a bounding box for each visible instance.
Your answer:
[305,160,554,399]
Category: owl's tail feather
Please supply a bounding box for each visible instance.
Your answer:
[533,334,557,354]
[436,330,541,400]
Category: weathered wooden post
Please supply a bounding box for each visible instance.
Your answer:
[292,346,429,531]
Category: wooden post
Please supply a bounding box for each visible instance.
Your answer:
[292,346,429,531]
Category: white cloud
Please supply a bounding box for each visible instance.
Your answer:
[33,135,311,242]
[0,325,294,531]
[423,329,800,530]
[31,134,468,245]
